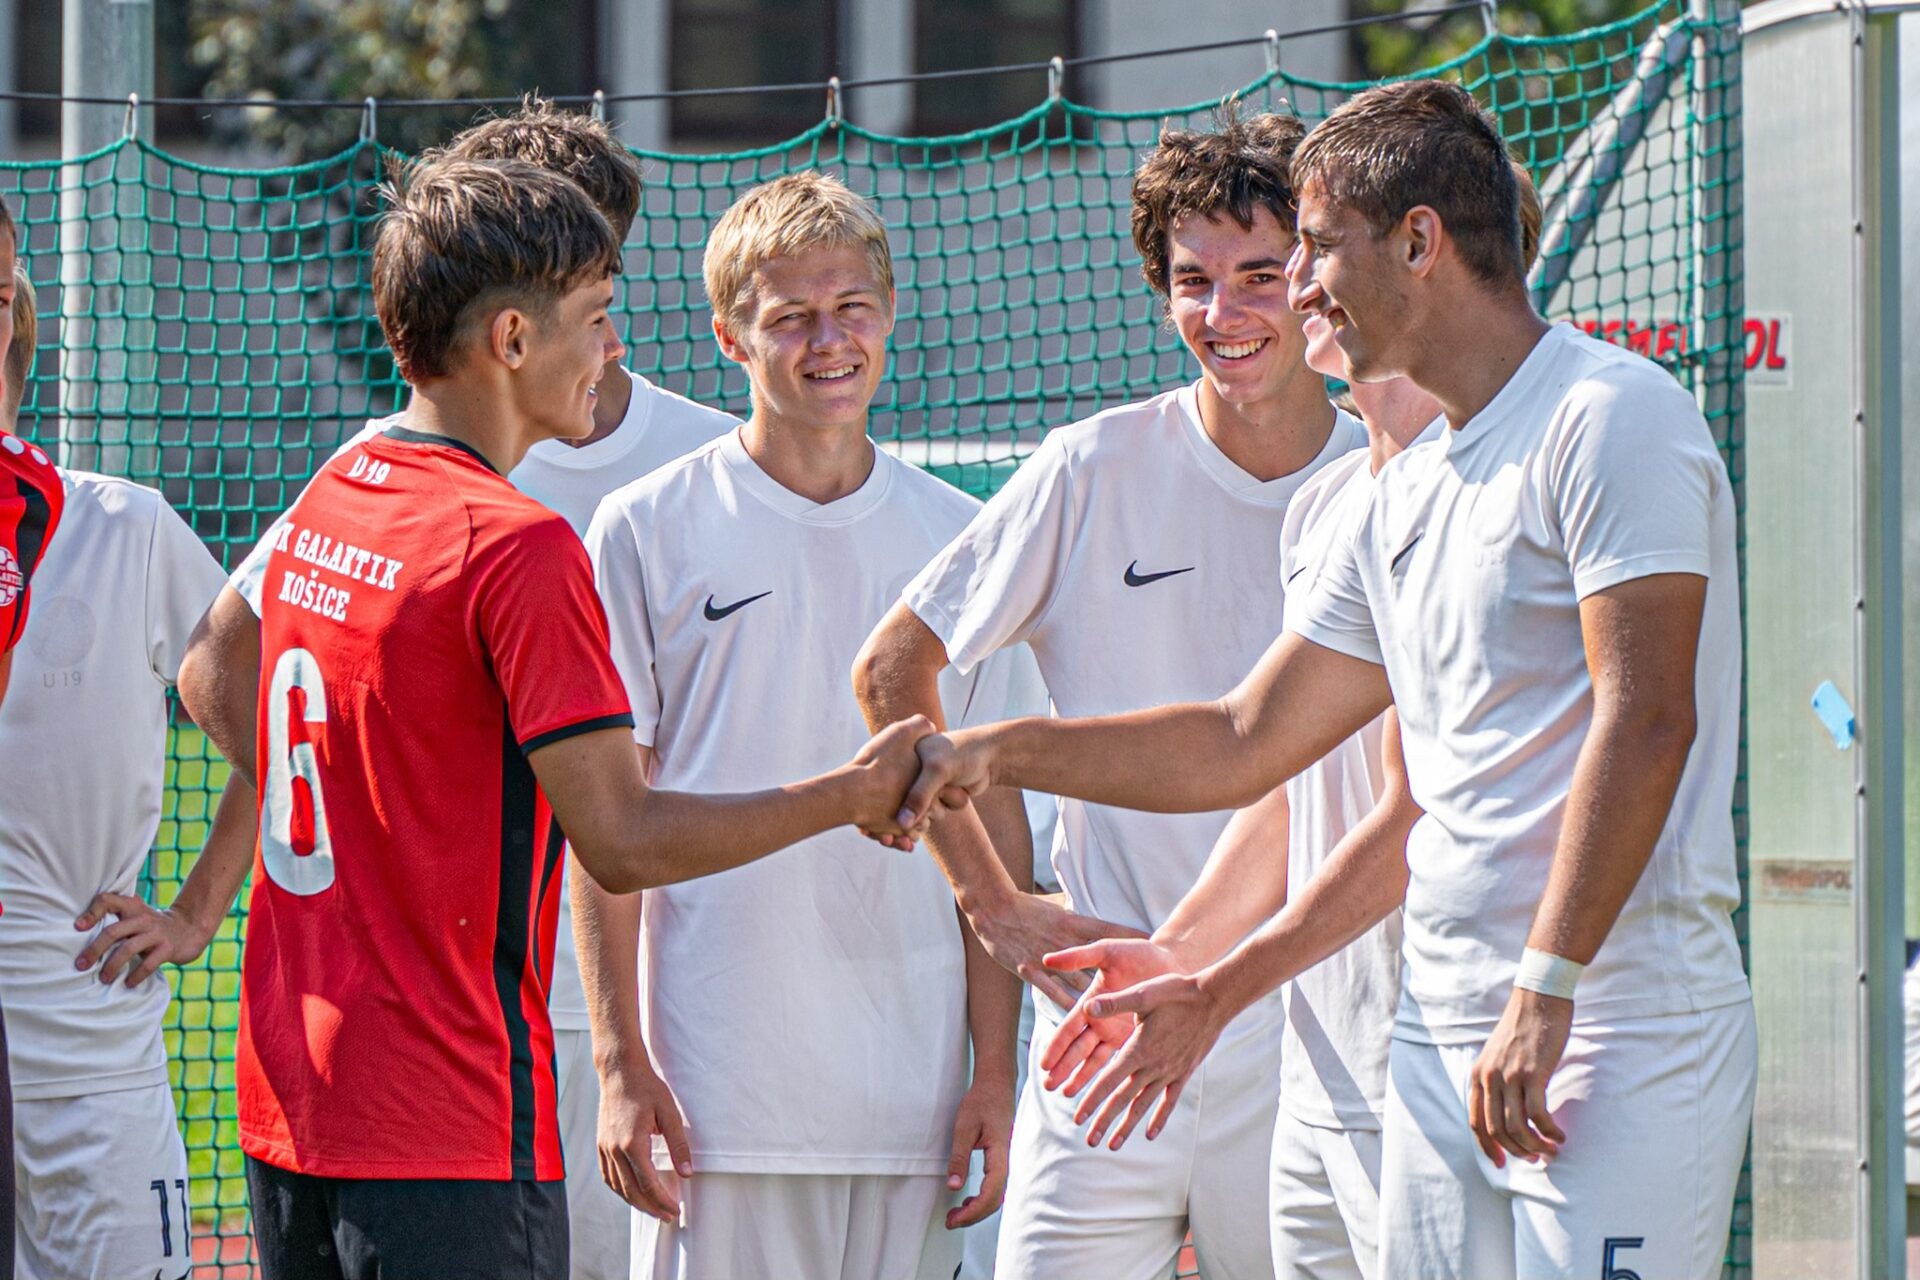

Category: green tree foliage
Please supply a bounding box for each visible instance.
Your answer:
[1354,0,1658,82]
[186,0,530,160]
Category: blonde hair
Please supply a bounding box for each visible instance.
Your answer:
[702,172,893,326]
[5,261,34,423]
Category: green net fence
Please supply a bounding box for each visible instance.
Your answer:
[0,0,1744,1273]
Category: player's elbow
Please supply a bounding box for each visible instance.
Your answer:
[1609,693,1698,775]
[852,603,939,723]
[570,843,651,896]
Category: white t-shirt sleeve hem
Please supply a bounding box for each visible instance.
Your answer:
[1287,616,1386,667]
[902,590,983,676]
[1572,549,1712,600]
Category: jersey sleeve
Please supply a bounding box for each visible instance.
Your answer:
[901,433,1076,675]
[583,499,661,748]
[144,493,228,685]
[470,513,633,753]
[1549,371,1722,600]
[1286,511,1384,666]
[0,436,64,655]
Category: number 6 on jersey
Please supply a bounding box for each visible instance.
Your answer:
[263,646,335,894]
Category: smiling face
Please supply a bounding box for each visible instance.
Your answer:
[515,273,624,441]
[714,243,893,433]
[1286,180,1415,385]
[1164,207,1311,411]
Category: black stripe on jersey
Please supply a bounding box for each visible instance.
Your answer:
[494,719,541,1179]
[533,822,566,992]
[3,471,52,650]
[520,712,635,755]
[381,425,502,475]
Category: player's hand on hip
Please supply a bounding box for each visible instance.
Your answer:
[970,892,1146,1011]
[1468,986,1572,1168]
[597,1054,693,1222]
[847,714,936,847]
[943,1073,1016,1229]
[1037,938,1187,1093]
[74,892,214,989]
[1063,969,1227,1151]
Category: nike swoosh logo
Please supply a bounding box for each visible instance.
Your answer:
[703,591,771,621]
[1285,563,1308,585]
[1390,533,1423,573]
[1123,561,1195,588]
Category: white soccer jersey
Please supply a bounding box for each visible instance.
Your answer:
[1290,324,1748,1044]
[226,372,736,1030]
[0,471,225,1099]
[585,432,1006,1173]
[1276,439,1413,1131]
[904,382,1365,935]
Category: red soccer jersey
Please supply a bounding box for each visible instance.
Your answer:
[237,426,633,1181]
[0,430,62,660]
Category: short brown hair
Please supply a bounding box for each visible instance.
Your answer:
[1130,110,1307,297]
[1293,79,1523,285]
[372,157,621,384]
[4,261,34,422]
[1513,159,1543,271]
[703,171,893,326]
[445,96,644,245]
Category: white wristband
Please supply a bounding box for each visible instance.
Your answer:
[1514,947,1584,1001]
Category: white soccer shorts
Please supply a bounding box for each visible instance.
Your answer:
[1378,1001,1756,1280]
[1269,1107,1383,1280]
[630,1172,960,1280]
[992,994,1283,1280]
[13,1081,192,1280]
[556,1026,636,1280]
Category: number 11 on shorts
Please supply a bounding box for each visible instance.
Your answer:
[151,1176,189,1258]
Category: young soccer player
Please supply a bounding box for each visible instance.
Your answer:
[232,156,928,1280]
[1039,161,1546,1280]
[579,170,1025,1280]
[0,201,65,1280]
[157,102,735,1280]
[0,260,248,1280]
[855,113,1362,1280]
[905,80,1752,1280]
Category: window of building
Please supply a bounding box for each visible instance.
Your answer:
[670,0,842,143]
[913,0,1076,135]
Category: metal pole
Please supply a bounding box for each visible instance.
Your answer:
[58,0,153,475]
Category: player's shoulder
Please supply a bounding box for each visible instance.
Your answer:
[53,467,165,519]
[1549,324,1700,417]
[1293,444,1372,511]
[594,432,731,528]
[1046,383,1191,462]
[879,449,983,524]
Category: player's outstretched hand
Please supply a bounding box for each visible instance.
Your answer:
[899,727,992,829]
[847,714,938,848]
[1467,986,1571,1167]
[1043,962,1230,1151]
[943,1074,1015,1229]
[73,892,216,989]
[1037,937,1186,1094]
[971,892,1146,1011]
[597,1055,694,1223]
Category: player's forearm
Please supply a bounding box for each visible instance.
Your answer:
[584,770,873,893]
[1525,696,1695,965]
[1198,790,1415,1018]
[1153,784,1292,970]
[853,603,1024,910]
[167,774,258,939]
[957,787,1036,1080]
[177,587,261,783]
[572,855,649,1075]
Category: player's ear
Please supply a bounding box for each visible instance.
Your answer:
[490,306,531,370]
[710,310,750,367]
[1402,206,1443,280]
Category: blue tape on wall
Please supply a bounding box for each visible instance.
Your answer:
[1810,680,1856,750]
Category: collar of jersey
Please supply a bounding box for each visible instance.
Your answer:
[1442,322,1569,457]
[715,428,893,526]
[520,367,652,472]
[380,425,500,475]
[1177,381,1362,507]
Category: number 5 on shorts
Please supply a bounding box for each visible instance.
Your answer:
[1601,1236,1645,1280]
[263,647,336,894]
